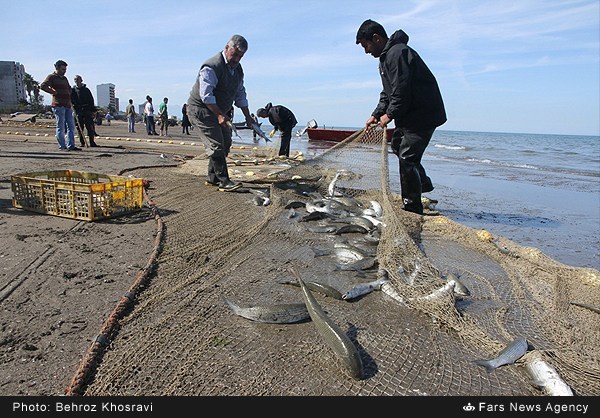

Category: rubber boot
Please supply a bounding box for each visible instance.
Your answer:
[400,161,424,215]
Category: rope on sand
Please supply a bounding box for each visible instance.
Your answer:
[64,186,165,396]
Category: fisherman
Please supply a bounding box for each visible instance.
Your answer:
[356,19,446,214]
[256,103,297,157]
[71,75,98,147]
[186,34,255,192]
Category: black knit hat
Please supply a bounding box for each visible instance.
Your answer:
[54,60,68,68]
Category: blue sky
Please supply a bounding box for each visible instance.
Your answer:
[3,0,599,136]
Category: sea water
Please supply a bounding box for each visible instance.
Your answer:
[233,128,599,270]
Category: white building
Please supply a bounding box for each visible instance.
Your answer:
[96,83,116,111]
[0,61,27,110]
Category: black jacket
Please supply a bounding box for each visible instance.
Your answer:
[374,30,446,131]
[266,105,297,132]
[71,84,96,114]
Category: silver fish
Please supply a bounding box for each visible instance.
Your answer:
[292,268,364,380]
[412,280,455,302]
[381,281,407,306]
[225,121,242,139]
[328,171,342,198]
[285,200,306,209]
[329,216,374,231]
[369,200,383,217]
[312,245,366,263]
[278,279,343,300]
[299,211,333,222]
[342,276,389,300]
[334,256,377,271]
[305,224,338,234]
[335,224,369,235]
[523,351,573,396]
[222,296,309,324]
[474,337,528,371]
[251,122,271,142]
[445,272,471,297]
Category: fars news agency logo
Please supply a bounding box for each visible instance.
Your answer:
[463,403,476,412]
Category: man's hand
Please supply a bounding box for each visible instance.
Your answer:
[378,114,392,128]
[365,116,378,130]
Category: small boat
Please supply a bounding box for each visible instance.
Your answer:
[306,127,394,142]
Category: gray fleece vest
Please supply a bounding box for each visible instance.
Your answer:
[188,52,244,114]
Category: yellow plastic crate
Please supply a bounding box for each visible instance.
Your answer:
[11,170,144,221]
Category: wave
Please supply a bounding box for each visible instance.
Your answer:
[434,143,466,151]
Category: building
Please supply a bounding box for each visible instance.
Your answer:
[0,61,27,110]
[96,83,116,111]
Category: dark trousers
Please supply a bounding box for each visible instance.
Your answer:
[278,129,293,157]
[146,116,156,134]
[391,127,435,213]
[75,111,96,145]
[187,104,233,184]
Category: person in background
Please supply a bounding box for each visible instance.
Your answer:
[144,95,158,135]
[181,103,191,135]
[125,98,136,133]
[356,19,446,215]
[71,74,98,147]
[256,103,297,157]
[158,97,169,136]
[105,112,112,126]
[186,34,255,192]
[40,60,80,151]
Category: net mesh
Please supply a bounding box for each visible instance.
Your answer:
[79,127,599,396]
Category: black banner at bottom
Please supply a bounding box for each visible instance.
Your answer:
[1,396,597,416]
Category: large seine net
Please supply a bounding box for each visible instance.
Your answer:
[77,127,599,396]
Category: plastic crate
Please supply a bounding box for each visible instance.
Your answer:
[11,170,144,221]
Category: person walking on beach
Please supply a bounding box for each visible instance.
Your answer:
[144,95,158,135]
[181,103,191,135]
[158,97,169,136]
[256,103,297,157]
[186,34,255,192]
[71,74,98,147]
[356,19,446,215]
[126,99,136,133]
[40,60,80,151]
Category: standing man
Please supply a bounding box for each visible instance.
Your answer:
[356,19,446,214]
[125,99,136,133]
[40,60,80,151]
[144,96,158,135]
[256,103,297,157]
[71,75,98,147]
[187,34,254,192]
[158,97,169,137]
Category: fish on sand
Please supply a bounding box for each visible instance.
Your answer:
[291,267,364,380]
[222,295,309,324]
[474,336,529,371]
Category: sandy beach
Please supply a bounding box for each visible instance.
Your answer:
[0,118,598,398]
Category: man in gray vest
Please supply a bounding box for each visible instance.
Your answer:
[187,34,255,192]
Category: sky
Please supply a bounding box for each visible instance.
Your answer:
[2,0,599,136]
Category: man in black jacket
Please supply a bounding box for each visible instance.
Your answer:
[356,19,446,214]
[71,75,98,147]
[256,103,297,157]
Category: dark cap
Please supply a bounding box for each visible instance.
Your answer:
[54,60,68,68]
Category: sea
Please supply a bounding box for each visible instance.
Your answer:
[232,127,600,270]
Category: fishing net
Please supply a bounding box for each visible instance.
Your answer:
[74,127,599,396]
